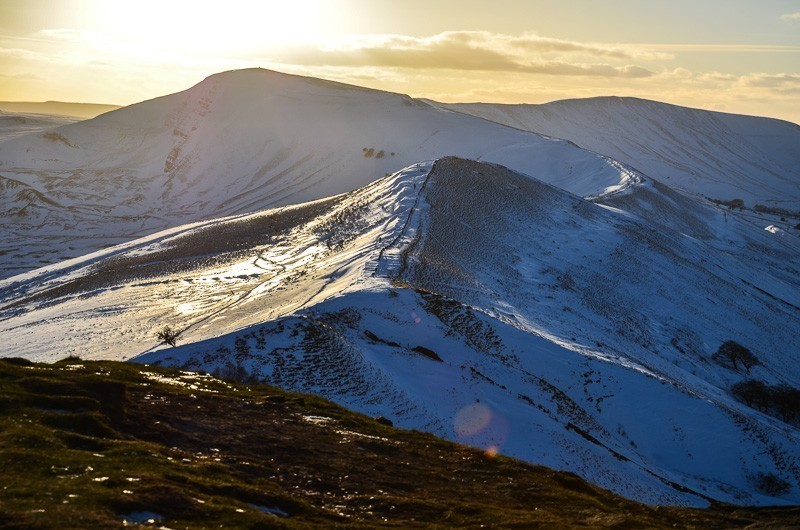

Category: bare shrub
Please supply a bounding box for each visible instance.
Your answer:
[156,326,180,347]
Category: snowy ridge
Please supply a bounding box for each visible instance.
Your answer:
[2,158,799,508]
[0,68,633,278]
[436,97,800,210]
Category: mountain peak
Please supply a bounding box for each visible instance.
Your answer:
[195,67,402,99]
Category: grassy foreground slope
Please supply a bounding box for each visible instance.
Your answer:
[0,358,797,529]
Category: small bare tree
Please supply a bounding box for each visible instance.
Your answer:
[712,341,759,373]
[156,326,180,347]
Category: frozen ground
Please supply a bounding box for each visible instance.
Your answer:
[2,158,799,508]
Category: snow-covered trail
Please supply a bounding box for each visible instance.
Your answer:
[0,163,433,360]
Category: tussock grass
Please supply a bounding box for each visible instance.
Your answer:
[0,357,797,529]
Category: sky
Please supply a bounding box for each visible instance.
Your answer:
[1,0,799,123]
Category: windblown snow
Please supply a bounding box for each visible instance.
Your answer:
[2,157,799,508]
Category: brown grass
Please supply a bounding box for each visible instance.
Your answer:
[0,358,798,528]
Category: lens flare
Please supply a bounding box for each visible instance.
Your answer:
[453,402,492,437]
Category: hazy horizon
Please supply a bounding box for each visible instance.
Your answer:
[1,0,799,123]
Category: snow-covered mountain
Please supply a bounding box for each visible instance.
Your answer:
[0,69,632,278]
[435,97,800,211]
[2,158,799,508]
[0,111,79,142]
[0,101,120,119]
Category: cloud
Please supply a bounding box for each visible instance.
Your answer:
[739,73,800,94]
[323,31,667,60]
[275,31,657,78]
[37,28,92,40]
[780,12,800,21]
[659,69,800,88]
[429,31,669,60]
[741,73,800,88]
[0,47,46,60]
[651,69,800,102]
[0,72,45,80]
[521,62,653,78]
[644,43,800,53]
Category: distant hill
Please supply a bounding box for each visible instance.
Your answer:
[435,97,800,210]
[0,111,78,142]
[0,101,120,119]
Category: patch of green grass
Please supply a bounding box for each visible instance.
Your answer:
[0,357,798,529]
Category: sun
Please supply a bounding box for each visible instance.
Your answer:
[94,0,332,57]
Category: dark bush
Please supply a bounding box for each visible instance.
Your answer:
[755,472,790,496]
[0,357,34,366]
[772,385,800,423]
[234,337,251,357]
[731,380,800,426]
[709,198,745,209]
[754,204,800,217]
[375,416,393,426]
[731,380,771,411]
[712,341,759,373]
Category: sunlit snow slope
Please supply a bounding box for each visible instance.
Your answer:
[2,158,799,508]
[0,111,79,142]
[0,69,632,278]
[0,101,120,120]
[438,97,800,210]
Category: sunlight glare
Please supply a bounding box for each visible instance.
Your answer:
[95,0,331,57]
